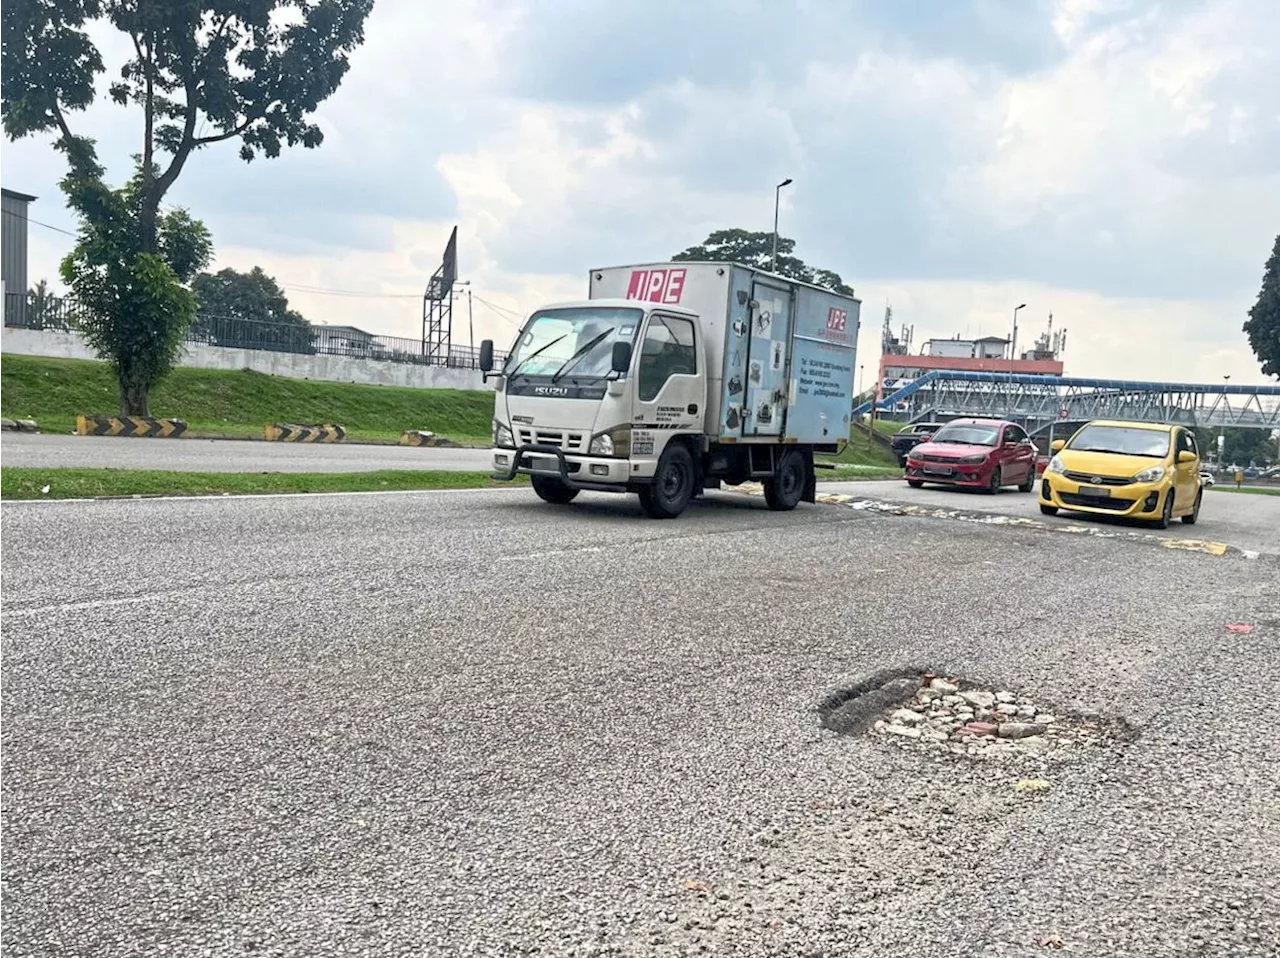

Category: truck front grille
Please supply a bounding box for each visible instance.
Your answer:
[518,428,586,452]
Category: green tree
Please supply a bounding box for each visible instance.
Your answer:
[1,0,374,414]
[1243,234,1280,378]
[672,228,855,296]
[1194,426,1276,466]
[193,266,314,354]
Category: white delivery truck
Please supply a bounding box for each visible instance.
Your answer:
[479,261,861,519]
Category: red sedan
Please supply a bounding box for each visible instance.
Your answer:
[904,418,1038,494]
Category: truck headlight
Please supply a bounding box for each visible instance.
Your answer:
[589,425,630,457]
[493,420,514,448]
[1046,454,1066,474]
[1133,465,1168,483]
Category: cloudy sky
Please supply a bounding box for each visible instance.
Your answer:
[5,0,1278,383]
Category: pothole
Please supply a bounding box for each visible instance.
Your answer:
[819,667,1136,760]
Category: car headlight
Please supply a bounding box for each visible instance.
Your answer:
[589,425,630,457]
[958,455,987,464]
[1133,465,1169,483]
[1046,454,1066,474]
[493,420,514,448]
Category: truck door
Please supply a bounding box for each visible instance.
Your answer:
[742,281,793,437]
[630,312,705,458]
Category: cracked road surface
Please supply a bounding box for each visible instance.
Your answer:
[2,488,1277,956]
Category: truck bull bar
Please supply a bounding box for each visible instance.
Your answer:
[491,443,631,493]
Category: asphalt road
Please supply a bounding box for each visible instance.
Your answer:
[2,488,1277,956]
[0,432,493,473]
[823,478,1280,556]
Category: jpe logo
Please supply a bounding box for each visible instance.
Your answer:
[827,308,848,332]
[626,268,687,304]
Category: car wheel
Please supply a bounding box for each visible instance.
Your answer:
[1154,490,1175,529]
[1181,489,1202,525]
[985,466,1002,495]
[907,479,924,488]
[1039,504,1058,516]
[531,476,579,504]
[1018,464,1035,493]
[639,443,695,519]
[764,449,807,512]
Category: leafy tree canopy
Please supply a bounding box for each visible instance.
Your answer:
[1243,234,1280,379]
[1194,426,1277,467]
[1,0,374,414]
[672,228,854,296]
[193,266,309,327]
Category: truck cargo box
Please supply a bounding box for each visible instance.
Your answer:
[588,262,860,445]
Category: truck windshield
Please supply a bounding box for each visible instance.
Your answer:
[505,307,644,379]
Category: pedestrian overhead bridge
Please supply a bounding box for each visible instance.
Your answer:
[852,370,1280,436]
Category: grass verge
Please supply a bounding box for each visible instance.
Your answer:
[0,467,526,501]
[1207,485,1280,497]
[1,354,494,444]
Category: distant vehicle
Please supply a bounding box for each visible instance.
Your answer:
[890,421,944,466]
[1039,419,1202,529]
[1199,470,1215,487]
[904,418,1038,494]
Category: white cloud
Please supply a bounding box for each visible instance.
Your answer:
[7,0,1278,382]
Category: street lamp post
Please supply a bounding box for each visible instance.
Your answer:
[771,178,793,273]
[1010,303,1027,360]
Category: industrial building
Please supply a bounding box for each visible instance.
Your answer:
[0,185,34,308]
[875,306,1066,403]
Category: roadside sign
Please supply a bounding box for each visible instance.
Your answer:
[1059,407,1069,419]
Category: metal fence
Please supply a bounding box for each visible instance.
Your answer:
[3,290,508,370]
[3,290,82,330]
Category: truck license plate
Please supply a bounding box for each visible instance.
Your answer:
[1076,485,1111,497]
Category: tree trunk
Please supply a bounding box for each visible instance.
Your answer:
[119,377,151,418]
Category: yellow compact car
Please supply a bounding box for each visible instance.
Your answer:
[1039,420,1203,528]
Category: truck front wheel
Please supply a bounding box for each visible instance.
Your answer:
[639,443,695,519]
[764,449,808,511]
[531,476,580,504]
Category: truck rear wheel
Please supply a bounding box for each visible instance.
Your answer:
[531,476,579,504]
[764,449,807,511]
[639,443,695,519]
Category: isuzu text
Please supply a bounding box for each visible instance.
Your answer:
[480,261,861,519]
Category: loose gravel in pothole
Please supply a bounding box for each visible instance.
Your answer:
[823,669,1133,762]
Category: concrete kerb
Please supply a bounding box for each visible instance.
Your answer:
[735,483,1258,560]
[1,418,40,432]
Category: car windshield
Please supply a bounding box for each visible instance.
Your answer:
[1068,425,1170,458]
[931,424,1000,446]
[504,307,644,379]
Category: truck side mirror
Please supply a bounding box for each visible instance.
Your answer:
[611,340,632,374]
[479,339,494,373]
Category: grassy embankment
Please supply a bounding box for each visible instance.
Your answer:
[1,353,901,496]
[0,468,525,500]
[1207,485,1280,497]
[1,354,494,444]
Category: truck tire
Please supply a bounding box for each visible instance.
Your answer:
[764,449,807,511]
[637,445,696,519]
[531,476,579,504]
[639,443,695,519]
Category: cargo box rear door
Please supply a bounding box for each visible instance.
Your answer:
[740,278,793,437]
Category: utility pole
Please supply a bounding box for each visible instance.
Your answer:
[468,288,475,365]
[1011,303,1026,360]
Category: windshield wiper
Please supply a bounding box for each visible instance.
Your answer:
[507,334,567,379]
[551,328,614,382]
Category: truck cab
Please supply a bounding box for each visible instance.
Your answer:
[483,298,707,516]
[482,262,860,519]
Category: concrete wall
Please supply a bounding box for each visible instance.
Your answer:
[0,325,488,392]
